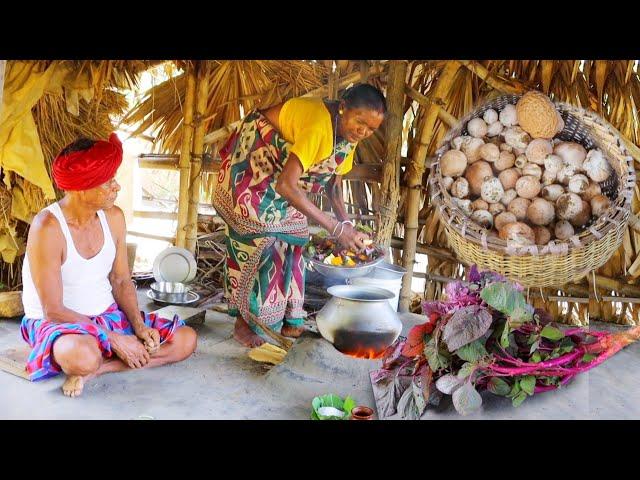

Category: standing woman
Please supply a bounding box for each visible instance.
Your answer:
[212,83,386,347]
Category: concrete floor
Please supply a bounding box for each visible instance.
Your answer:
[0,290,639,419]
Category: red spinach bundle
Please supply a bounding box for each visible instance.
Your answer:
[371,266,640,418]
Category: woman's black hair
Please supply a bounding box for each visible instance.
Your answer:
[341,83,387,114]
[58,137,96,156]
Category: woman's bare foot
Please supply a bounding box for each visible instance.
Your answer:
[62,375,88,398]
[233,317,265,348]
[281,325,305,338]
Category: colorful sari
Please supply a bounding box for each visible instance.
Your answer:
[212,110,354,337]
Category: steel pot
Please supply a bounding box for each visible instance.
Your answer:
[149,281,192,303]
[315,285,402,358]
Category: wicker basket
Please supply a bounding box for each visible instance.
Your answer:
[429,94,636,288]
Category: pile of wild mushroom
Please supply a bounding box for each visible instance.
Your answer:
[439,91,613,247]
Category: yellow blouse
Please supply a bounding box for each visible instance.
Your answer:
[278,97,356,175]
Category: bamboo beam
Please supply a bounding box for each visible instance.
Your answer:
[594,274,640,297]
[404,84,458,128]
[128,231,175,243]
[175,65,196,248]
[133,210,218,223]
[399,61,462,312]
[186,62,209,254]
[137,155,384,182]
[459,60,524,95]
[202,65,384,145]
[389,237,458,264]
[376,60,408,248]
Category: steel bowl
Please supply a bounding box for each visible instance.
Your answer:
[307,251,386,280]
[149,281,192,303]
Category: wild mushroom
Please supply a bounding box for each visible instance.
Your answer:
[471,199,489,211]
[514,154,528,169]
[467,118,488,138]
[522,163,543,180]
[471,210,494,229]
[499,104,518,127]
[590,194,611,217]
[451,135,471,150]
[525,139,553,165]
[500,143,514,152]
[498,222,535,246]
[533,226,552,245]
[583,149,611,182]
[556,192,583,220]
[465,161,494,196]
[515,175,542,199]
[501,189,517,207]
[544,154,564,174]
[568,174,590,195]
[441,150,468,177]
[494,212,517,231]
[461,137,485,163]
[555,221,575,240]
[495,151,516,171]
[581,182,602,202]
[527,198,555,226]
[554,142,587,169]
[508,197,531,221]
[489,202,506,216]
[483,109,498,124]
[487,121,504,137]
[479,143,500,163]
[451,177,469,198]
[503,126,531,150]
[498,168,520,190]
[442,176,454,191]
[541,169,557,186]
[569,201,591,228]
[481,177,505,204]
[542,184,565,202]
[452,198,473,216]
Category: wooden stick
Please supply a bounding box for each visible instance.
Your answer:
[186,62,210,253]
[459,60,524,95]
[404,84,458,128]
[400,61,462,312]
[376,60,408,248]
[175,65,196,248]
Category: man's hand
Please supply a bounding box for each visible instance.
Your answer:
[135,326,161,354]
[108,332,150,368]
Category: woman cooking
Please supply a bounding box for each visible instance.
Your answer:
[212,83,386,348]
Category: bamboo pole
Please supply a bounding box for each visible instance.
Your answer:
[459,60,524,95]
[399,61,461,312]
[404,84,458,128]
[186,62,210,254]
[175,65,196,248]
[376,60,408,248]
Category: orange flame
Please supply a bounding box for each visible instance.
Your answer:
[340,347,387,359]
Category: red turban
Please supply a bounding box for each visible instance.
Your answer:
[52,133,123,191]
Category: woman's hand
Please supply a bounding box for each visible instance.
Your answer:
[336,222,370,251]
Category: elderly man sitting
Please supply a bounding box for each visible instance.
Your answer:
[20,133,197,397]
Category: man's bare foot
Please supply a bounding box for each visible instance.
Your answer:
[281,325,305,338]
[62,375,87,398]
[233,317,265,348]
